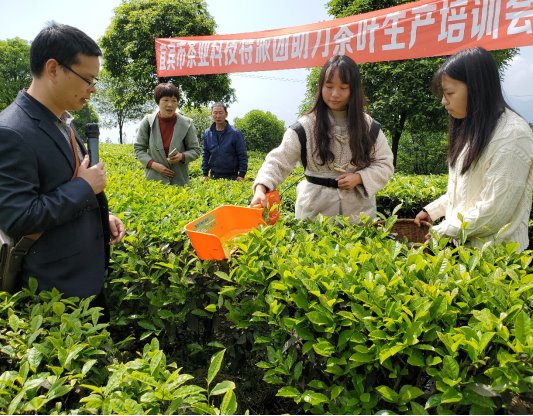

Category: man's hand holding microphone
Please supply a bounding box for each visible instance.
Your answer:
[78,123,106,194]
[77,123,125,244]
[78,155,106,194]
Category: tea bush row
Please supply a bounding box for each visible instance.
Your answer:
[0,144,530,414]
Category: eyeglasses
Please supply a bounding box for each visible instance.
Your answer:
[58,61,98,88]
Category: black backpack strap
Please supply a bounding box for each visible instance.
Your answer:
[289,121,307,169]
[370,119,381,140]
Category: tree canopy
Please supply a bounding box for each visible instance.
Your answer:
[0,38,31,111]
[234,110,285,153]
[72,104,99,140]
[302,0,517,169]
[181,105,212,142]
[99,0,235,108]
[93,70,153,144]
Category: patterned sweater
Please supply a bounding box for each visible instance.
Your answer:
[254,111,394,222]
[425,109,533,251]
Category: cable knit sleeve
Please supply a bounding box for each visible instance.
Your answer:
[356,130,394,198]
[253,128,302,192]
[424,193,449,222]
[432,142,532,239]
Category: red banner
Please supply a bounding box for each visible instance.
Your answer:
[155,0,533,76]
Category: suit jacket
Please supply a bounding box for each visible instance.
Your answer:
[0,91,110,298]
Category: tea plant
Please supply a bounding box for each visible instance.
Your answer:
[2,144,530,414]
[219,216,532,414]
[0,279,239,414]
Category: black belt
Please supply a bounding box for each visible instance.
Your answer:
[212,173,238,180]
[305,175,338,188]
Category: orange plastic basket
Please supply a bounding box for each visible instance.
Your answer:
[184,205,266,260]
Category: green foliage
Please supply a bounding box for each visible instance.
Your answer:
[234,110,286,153]
[80,339,235,415]
[93,70,153,144]
[0,282,115,413]
[1,146,531,414]
[100,0,235,107]
[0,37,31,111]
[396,130,448,174]
[0,279,237,414]
[71,104,99,140]
[182,105,213,142]
[320,0,518,167]
[377,174,447,216]
[219,214,532,414]
[299,67,320,115]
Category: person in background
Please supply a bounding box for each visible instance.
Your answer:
[251,54,394,222]
[202,102,248,181]
[0,22,125,304]
[134,82,201,186]
[414,47,533,252]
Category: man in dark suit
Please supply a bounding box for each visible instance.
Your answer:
[0,23,125,303]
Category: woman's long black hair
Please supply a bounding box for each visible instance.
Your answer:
[432,47,510,174]
[308,55,376,168]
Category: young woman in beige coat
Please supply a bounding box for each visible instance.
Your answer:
[251,55,394,223]
[415,47,533,251]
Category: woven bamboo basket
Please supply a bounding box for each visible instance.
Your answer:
[376,219,431,244]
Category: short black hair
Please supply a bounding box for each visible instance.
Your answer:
[30,22,102,76]
[211,102,227,113]
[154,82,180,104]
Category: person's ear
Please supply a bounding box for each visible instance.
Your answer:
[44,59,61,84]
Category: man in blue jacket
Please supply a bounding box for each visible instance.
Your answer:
[202,103,248,181]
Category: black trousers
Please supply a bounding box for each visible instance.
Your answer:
[90,291,110,322]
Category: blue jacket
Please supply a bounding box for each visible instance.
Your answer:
[202,122,248,178]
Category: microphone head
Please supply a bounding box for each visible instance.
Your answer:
[85,123,100,138]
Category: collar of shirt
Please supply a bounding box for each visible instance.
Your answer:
[56,111,83,160]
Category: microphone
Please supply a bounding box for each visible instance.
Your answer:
[85,123,100,166]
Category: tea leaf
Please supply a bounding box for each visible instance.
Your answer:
[220,389,238,415]
[313,339,335,357]
[377,385,398,403]
[210,380,235,396]
[207,349,225,386]
[379,343,405,363]
[277,386,300,398]
[514,310,531,345]
[301,390,329,406]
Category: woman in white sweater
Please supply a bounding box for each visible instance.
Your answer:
[415,47,533,251]
[251,55,394,223]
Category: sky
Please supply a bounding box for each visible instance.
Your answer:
[1,0,532,143]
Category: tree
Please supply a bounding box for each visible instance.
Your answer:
[310,0,518,167]
[0,38,31,111]
[72,104,99,140]
[299,68,320,115]
[234,110,285,153]
[100,0,235,108]
[92,71,153,144]
[396,129,448,174]
[181,105,212,143]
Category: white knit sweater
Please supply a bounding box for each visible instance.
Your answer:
[425,109,533,251]
[254,111,394,222]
